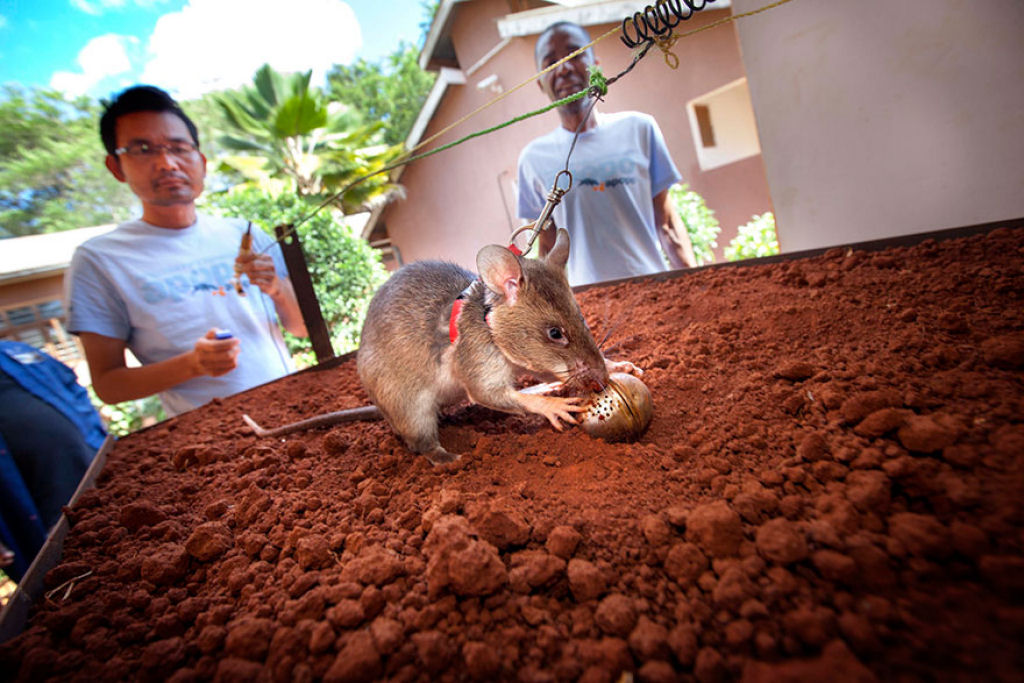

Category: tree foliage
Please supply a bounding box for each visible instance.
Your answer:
[179,92,232,164]
[212,64,401,214]
[202,187,388,358]
[725,212,779,261]
[0,32,438,237]
[327,42,436,146]
[670,183,721,266]
[0,85,136,236]
[88,387,165,438]
[419,1,440,41]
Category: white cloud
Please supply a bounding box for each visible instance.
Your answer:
[50,34,138,97]
[71,0,129,16]
[72,0,172,16]
[139,0,362,99]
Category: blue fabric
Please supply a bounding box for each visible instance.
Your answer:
[0,341,107,452]
[0,341,107,582]
[0,436,47,582]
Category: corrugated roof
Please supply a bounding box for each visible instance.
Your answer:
[0,225,117,283]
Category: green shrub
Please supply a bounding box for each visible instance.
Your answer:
[669,183,720,266]
[203,187,388,357]
[88,387,165,438]
[726,212,779,261]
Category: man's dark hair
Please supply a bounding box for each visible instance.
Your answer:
[535,21,593,66]
[99,85,200,156]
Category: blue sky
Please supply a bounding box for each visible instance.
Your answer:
[0,0,431,100]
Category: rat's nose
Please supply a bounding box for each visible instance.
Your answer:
[572,359,607,392]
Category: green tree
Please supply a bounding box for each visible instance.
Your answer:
[669,183,720,266]
[88,387,166,438]
[326,42,437,146]
[419,1,440,41]
[0,85,136,236]
[202,186,388,359]
[725,212,779,261]
[180,91,233,164]
[212,64,400,214]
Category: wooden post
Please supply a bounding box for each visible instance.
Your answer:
[274,224,334,364]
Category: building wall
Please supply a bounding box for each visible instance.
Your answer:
[0,272,86,376]
[732,0,1024,252]
[0,273,63,311]
[382,2,774,270]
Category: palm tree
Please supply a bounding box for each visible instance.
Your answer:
[213,64,400,214]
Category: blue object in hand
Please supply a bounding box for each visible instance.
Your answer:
[214,330,234,340]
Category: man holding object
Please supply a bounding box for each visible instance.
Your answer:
[67,85,307,417]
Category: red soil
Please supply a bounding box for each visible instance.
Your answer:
[2,226,1023,682]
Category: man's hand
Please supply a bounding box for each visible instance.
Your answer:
[235,252,281,298]
[192,329,240,377]
[234,248,308,338]
[81,329,241,405]
[654,188,697,269]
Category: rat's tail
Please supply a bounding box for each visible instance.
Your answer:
[243,405,382,438]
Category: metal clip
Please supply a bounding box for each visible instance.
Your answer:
[510,170,573,255]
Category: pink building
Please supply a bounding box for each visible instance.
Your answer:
[363,0,773,271]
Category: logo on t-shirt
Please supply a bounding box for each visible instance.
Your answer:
[573,153,642,193]
[140,260,235,304]
[579,176,638,192]
[193,283,229,296]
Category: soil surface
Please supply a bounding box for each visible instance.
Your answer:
[3,226,1023,682]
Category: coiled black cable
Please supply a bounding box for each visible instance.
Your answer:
[620,0,718,48]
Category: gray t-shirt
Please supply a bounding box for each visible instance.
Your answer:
[517,111,682,286]
[66,214,294,416]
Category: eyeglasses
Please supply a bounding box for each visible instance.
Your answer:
[114,142,199,159]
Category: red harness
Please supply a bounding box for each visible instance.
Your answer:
[449,245,521,343]
[449,298,466,343]
[449,294,495,343]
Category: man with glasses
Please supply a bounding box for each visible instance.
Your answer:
[66,85,307,418]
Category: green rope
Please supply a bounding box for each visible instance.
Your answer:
[587,64,608,97]
[403,66,610,165]
[280,67,609,237]
[399,92,584,163]
[252,65,621,252]
[261,0,794,246]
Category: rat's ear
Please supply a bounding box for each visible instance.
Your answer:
[544,228,571,270]
[478,245,523,305]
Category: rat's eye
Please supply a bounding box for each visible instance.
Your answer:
[547,327,567,344]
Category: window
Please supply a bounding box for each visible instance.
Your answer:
[0,300,83,366]
[694,104,715,147]
[687,78,762,171]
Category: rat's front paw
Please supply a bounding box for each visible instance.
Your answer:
[605,359,644,376]
[517,393,584,431]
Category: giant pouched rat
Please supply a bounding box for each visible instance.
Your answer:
[243,228,638,465]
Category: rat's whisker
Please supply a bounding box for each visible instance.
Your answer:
[595,304,628,352]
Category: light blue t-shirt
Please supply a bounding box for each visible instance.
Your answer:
[66,214,295,416]
[517,111,682,287]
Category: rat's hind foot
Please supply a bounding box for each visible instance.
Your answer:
[425,447,461,466]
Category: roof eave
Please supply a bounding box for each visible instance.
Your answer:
[420,0,467,71]
[497,0,732,38]
[361,67,467,241]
